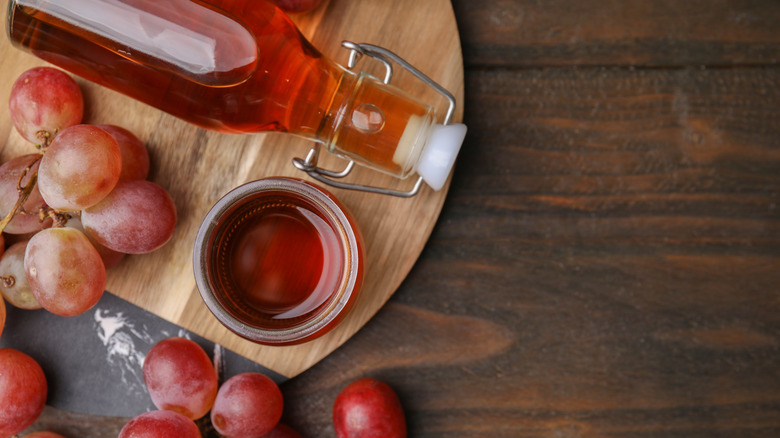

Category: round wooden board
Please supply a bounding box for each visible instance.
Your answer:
[0,0,464,379]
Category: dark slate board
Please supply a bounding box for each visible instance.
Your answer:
[0,291,285,417]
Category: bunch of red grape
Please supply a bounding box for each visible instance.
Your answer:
[0,334,406,437]
[119,337,299,438]
[0,67,177,320]
[122,336,407,437]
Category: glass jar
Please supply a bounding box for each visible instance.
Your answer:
[193,177,363,346]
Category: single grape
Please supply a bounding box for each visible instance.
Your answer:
[98,124,150,180]
[0,240,41,310]
[37,124,122,211]
[65,217,125,270]
[0,348,48,437]
[8,67,83,145]
[82,180,177,254]
[0,295,5,340]
[25,227,106,317]
[260,424,302,438]
[0,154,51,234]
[211,372,283,438]
[142,337,218,420]
[272,0,325,13]
[118,410,201,438]
[23,432,67,438]
[333,378,407,438]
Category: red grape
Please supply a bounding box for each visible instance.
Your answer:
[98,124,150,180]
[260,423,302,438]
[333,378,407,438]
[0,154,50,234]
[8,67,83,145]
[142,337,218,420]
[0,295,5,339]
[23,432,67,438]
[0,348,48,437]
[66,217,125,270]
[82,180,177,254]
[272,0,325,13]
[0,240,41,310]
[25,227,106,317]
[118,410,200,438]
[211,373,284,438]
[37,124,122,211]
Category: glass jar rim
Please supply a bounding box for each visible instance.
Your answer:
[193,177,361,345]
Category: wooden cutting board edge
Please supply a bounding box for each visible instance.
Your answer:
[0,0,466,380]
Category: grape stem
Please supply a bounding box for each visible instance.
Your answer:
[0,154,41,234]
[39,207,71,228]
[0,274,15,288]
[36,129,54,149]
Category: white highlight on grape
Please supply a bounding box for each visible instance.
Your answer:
[213,344,224,382]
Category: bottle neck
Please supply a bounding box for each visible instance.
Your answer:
[318,71,435,178]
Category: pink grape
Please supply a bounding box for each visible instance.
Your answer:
[272,0,325,13]
[0,295,5,339]
[23,432,67,438]
[0,348,48,437]
[118,410,200,438]
[38,124,122,211]
[333,378,407,438]
[0,154,50,234]
[211,372,284,438]
[260,424,302,438]
[142,337,218,420]
[98,124,150,180]
[82,180,177,254]
[8,67,83,145]
[0,240,41,310]
[25,227,106,317]
[66,217,125,270]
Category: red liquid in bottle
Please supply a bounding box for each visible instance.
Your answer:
[9,0,338,135]
[9,0,435,177]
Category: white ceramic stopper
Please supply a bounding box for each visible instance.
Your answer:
[416,123,467,191]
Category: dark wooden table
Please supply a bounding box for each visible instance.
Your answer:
[27,0,780,436]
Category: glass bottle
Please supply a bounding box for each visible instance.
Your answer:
[6,0,466,192]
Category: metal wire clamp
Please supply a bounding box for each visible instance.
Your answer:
[292,41,458,197]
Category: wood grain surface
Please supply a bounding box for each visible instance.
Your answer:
[17,0,780,436]
[0,0,464,379]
